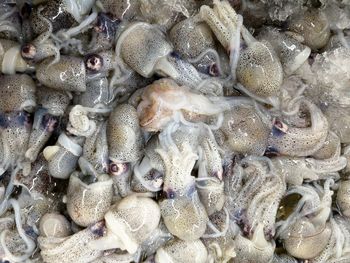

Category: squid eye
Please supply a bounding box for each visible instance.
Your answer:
[109,162,129,176]
[208,63,220,77]
[21,44,36,60]
[85,54,103,72]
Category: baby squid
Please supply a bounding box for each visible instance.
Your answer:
[215,102,271,157]
[117,22,202,88]
[137,78,227,132]
[233,223,275,263]
[155,238,208,263]
[169,17,216,61]
[287,9,331,51]
[39,213,71,238]
[337,180,350,218]
[43,132,84,179]
[107,104,144,163]
[38,221,105,263]
[258,26,311,75]
[0,39,32,74]
[157,142,208,241]
[30,0,95,34]
[267,100,329,157]
[66,169,113,227]
[278,180,334,259]
[0,74,36,113]
[36,55,86,92]
[89,194,161,254]
[236,29,283,102]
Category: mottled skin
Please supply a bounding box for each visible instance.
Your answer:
[98,0,140,20]
[258,26,311,75]
[0,111,32,173]
[66,172,113,227]
[288,9,331,50]
[215,103,270,156]
[36,55,86,92]
[118,23,202,87]
[267,100,329,157]
[155,238,208,263]
[0,74,36,113]
[278,181,334,259]
[157,143,208,241]
[170,18,215,60]
[38,221,105,263]
[236,40,283,100]
[107,104,144,163]
[43,133,83,179]
[89,194,161,254]
[30,0,77,35]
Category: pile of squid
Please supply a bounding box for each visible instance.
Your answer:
[0,0,350,262]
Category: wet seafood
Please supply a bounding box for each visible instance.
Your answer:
[0,1,349,262]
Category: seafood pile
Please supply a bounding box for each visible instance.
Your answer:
[0,0,350,262]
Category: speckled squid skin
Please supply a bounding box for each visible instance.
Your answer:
[157,143,208,241]
[155,238,208,263]
[66,173,113,227]
[25,108,59,162]
[279,182,334,260]
[38,221,105,263]
[169,17,215,60]
[30,0,77,35]
[0,111,32,172]
[0,74,36,113]
[287,9,331,51]
[89,194,161,254]
[267,100,329,157]
[36,55,86,92]
[107,103,144,163]
[119,22,172,78]
[215,104,270,156]
[43,133,84,179]
[236,40,283,99]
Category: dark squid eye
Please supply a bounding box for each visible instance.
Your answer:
[21,44,36,60]
[85,54,103,72]
[109,162,130,176]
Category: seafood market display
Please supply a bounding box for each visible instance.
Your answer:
[1,0,350,262]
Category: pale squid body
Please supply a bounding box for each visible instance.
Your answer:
[0,111,32,174]
[278,180,334,259]
[169,17,216,60]
[200,0,283,101]
[0,74,36,113]
[118,22,203,88]
[214,102,271,156]
[267,100,329,157]
[233,223,275,263]
[137,78,227,132]
[83,121,109,174]
[0,39,31,74]
[66,172,113,227]
[156,142,208,241]
[155,238,208,263]
[38,221,105,263]
[287,9,331,51]
[25,87,71,162]
[43,132,84,179]
[89,194,161,254]
[258,26,311,75]
[36,55,86,92]
[107,104,144,163]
